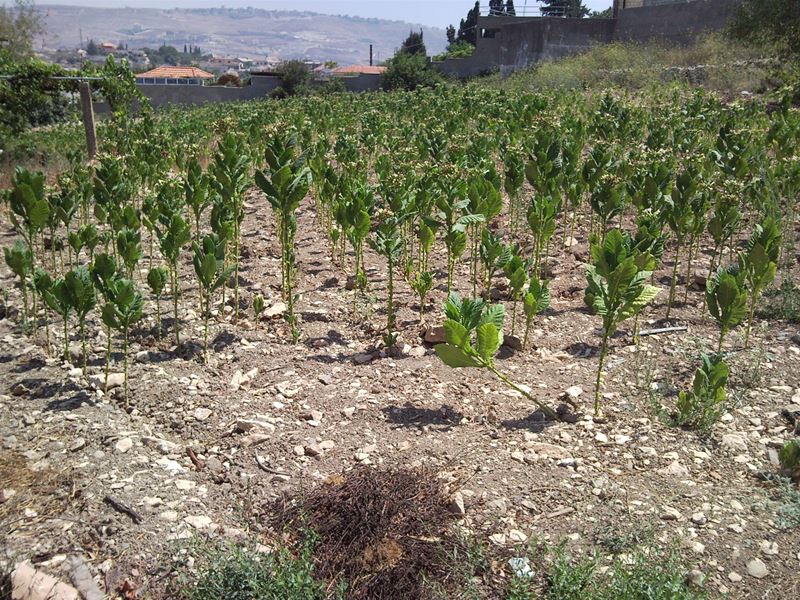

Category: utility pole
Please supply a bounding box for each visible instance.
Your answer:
[369,44,373,66]
[78,82,97,160]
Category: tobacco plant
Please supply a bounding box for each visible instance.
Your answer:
[585,230,659,418]
[254,133,311,341]
[522,277,550,351]
[4,241,33,326]
[434,293,558,420]
[369,220,403,334]
[253,294,265,329]
[739,216,782,348]
[210,134,250,322]
[673,353,729,431]
[411,270,433,323]
[147,266,169,338]
[157,212,191,345]
[193,234,233,362]
[101,278,144,401]
[706,265,747,352]
[62,267,96,376]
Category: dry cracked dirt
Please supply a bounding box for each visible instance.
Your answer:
[1,192,800,598]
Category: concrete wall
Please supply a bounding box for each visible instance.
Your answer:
[498,18,615,76]
[614,0,736,44]
[130,71,382,109]
[437,0,736,78]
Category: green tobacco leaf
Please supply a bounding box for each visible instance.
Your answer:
[476,323,500,363]
[444,319,469,348]
[435,344,480,368]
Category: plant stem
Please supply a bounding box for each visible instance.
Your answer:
[80,318,87,377]
[123,325,129,403]
[172,268,180,346]
[594,330,610,418]
[666,238,682,321]
[489,364,558,420]
[744,292,756,350]
[105,324,111,391]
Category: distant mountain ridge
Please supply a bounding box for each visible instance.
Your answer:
[36,4,447,64]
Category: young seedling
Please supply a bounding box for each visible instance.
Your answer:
[147,266,169,339]
[411,271,433,323]
[4,240,33,327]
[674,353,729,431]
[522,277,550,351]
[504,253,528,336]
[706,265,747,352]
[253,294,265,329]
[434,293,558,420]
[101,278,144,402]
[739,217,781,349]
[585,229,659,418]
[193,234,234,363]
[479,229,511,296]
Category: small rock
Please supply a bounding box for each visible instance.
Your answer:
[341,407,356,419]
[659,460,689,477]
[265,302,287,318]
[503,335,523,351]
[353,353,374,365]
[184,515,212,530]
[423,326,446,344]
[193,408,212,421]
[746,558,768,579]
[114,437,133,454]
[594,432,608,443]
[660,506,682,521]
[687,569,705,587]
[68,438,86,452]
[408,346,426,358]
[89,373,124,391]
[728,571,742,583]
[565,385,583,399]
[721,434,748,453]
[691,512,707,525]
[759,540,778,556]
[448,491,466,516]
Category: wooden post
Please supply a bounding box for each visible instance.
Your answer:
[78,81,97,160]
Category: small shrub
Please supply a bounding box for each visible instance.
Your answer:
[184,540,325,600]
[506,542,708,600]
[269,86,288,100]
[673,353,729,431]
[757,279,800,323]
[779,439,800,480]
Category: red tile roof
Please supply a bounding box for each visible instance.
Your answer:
[332,65,386,75]
[136,66,215,79]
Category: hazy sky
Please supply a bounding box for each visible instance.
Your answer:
[37,1,614,29]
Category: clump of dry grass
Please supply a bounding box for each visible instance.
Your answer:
[268,467,482,600]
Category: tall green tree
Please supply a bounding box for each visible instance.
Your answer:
[729,0,800,57]
[453,1,480,46]
[540,0,590,18]
[400,29,426,56]
[0,0,43,61]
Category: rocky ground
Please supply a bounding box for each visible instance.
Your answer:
[1,193,800,599]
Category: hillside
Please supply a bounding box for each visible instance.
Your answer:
[36,4,447,64]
